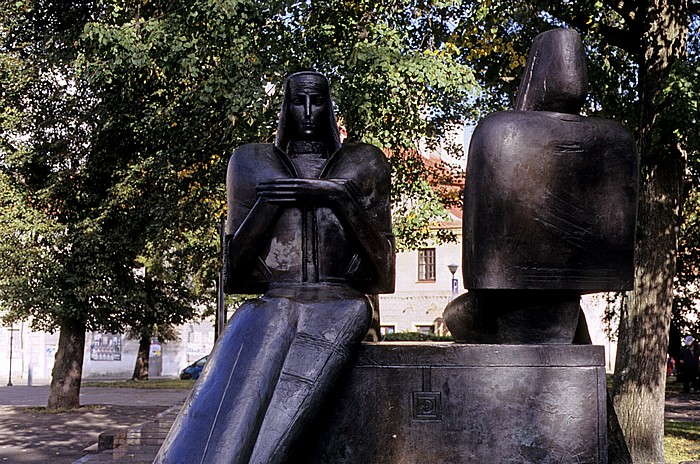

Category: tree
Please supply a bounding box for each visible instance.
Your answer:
[675,188,700,346]
[451,2,699,461]
[1,0,476,408]
[0,0,132,409]
[0,0,212,408]
[126,256,199,381]
[671,59,700,358]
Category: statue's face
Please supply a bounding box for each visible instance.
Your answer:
[287,74,329,141]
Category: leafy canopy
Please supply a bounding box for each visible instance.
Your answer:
[0,0,477,332]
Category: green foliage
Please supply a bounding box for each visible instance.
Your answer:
[676,188,700,337]
[392,179,456,251]
[601,292,625,342]
[450,2,639,124]
[0,0,211,333]
[0,0,477,337]
[665,59,700,340]
[0,174,65,328]
[283,0,476,134]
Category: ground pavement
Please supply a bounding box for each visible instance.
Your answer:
[1,385,699,463]
[0,385,188,464]
[666,391,700,423]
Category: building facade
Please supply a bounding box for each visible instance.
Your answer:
[379,219,464,336]
[0,318,215,385]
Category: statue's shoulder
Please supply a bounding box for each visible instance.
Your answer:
[337,142,386,159]
[329,143,390,178]
[227,143,293,180]
[472,111,635,153]
[473,110,585,136]
[229,143,278,164]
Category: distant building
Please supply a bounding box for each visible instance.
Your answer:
[0,317,215,384]
[379,214,464,337]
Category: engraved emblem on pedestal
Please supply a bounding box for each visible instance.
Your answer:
[412,391,442,421]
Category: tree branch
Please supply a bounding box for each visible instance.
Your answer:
[603,0,639,24]
[596,22,642,56]
[548,3,641,56]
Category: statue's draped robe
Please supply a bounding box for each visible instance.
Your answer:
[156,142,392,464]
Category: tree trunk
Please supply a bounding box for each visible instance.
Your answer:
[48,317,86,410]
[612,164,681,462]
[132,330,151,381]
[611,1,687,462]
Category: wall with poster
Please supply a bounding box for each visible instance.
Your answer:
[1,317,218,383]
[90,333,122,361]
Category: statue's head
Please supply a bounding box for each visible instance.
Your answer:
[514,28,588,114]
[275,71,341,154]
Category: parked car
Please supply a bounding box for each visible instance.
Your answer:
[180,355,208,380]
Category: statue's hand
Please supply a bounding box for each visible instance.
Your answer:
[256,179,351,204]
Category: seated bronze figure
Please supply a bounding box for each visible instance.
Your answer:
[155,72,395,464]
[445,29,638,343]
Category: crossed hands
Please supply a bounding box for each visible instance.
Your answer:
[256,178,354,205]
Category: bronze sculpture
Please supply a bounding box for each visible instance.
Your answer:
[445,28,638,343]
[155,72,395,463]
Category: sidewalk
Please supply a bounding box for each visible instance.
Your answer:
[73,402,183,464]
[0,385,187,408]
[0,386,188,464]
[665,391,700,422]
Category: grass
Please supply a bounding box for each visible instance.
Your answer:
[665,421,700,463]
[665,375,689,393]
[81,378,195,389]
[23,404,108,414]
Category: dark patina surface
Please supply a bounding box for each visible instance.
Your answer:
[155,72,394,464]
[445,28,638,344]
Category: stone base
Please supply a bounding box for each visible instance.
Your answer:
[294,343,607,464]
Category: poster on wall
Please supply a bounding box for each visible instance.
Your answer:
[90,333,122,361]
[150,337,161,358]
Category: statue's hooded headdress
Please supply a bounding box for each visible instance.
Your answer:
[275,71,342,154]
[515,28,588,114]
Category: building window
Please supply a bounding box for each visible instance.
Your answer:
[380,325,396,336]
[418,248,436,281]
[416,325,435,335]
